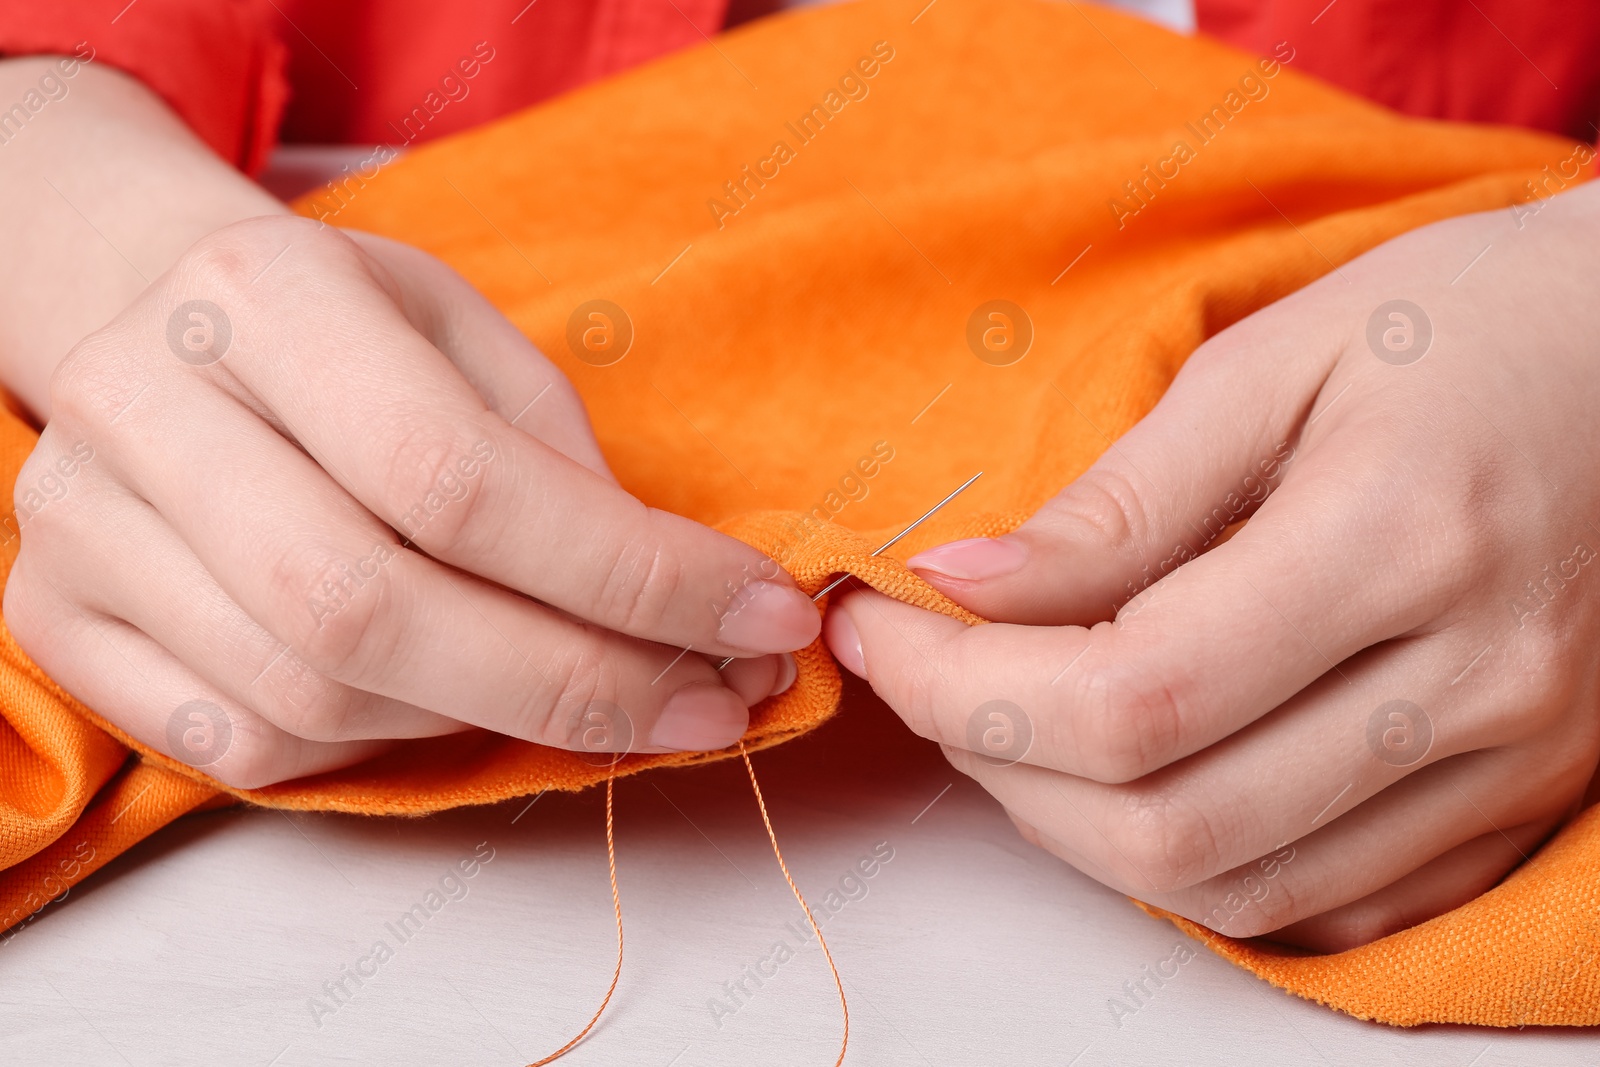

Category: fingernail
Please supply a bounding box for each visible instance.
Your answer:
[717,580,821,654]
[650,683,750,751]
[906,537,1027,581]
[823,609,866,677]
[769,653,797,697]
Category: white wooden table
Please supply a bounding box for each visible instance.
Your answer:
[1,679,1592,1065]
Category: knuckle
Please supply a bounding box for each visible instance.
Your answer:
[384,428,500,556]
[180,228,265,301]
[1186,868,1305,939]
[1116,786,1225,893]
[1491,624,1592,742]
[11,441,94,544]
[10,466,48,537]
[1506,663,1572,738]
[1510,612,1572,677]
[1064,661,1186,782]
[886,653,950,745]
[178,215,339,300]
[12,484,61,539]
[1200,900,1279,940]
[292,596,391,681]
[595,529,685,636]
[203,728,292,791]
[1419,509,1495,606]
[272,546,398,681]
[2,560,51,655]
[1328,902,1412,946]
[1265,902,1397,949]
[49,330,141,431]
[257,668,356,743]
[1332,452,1495,610]
[1042,465,1151,557]
[516,638,612,748]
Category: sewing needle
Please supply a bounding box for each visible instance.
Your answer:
[715,471,983,670]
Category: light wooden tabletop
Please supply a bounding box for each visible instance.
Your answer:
[1,680,1592,1066]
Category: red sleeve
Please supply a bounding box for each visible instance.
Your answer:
[1197,0,1600,143]
[0,0,290,174]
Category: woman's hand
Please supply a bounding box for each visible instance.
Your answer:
[0,61,814,788]
[824,177,1600,951]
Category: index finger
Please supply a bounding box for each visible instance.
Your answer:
[173,217,818,658]
[828,446,1437,783]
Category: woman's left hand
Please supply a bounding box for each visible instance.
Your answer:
[823,177,1600,951]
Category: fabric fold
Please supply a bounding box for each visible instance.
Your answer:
[0,0,1594,1028]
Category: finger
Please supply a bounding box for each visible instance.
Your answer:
[153,216,818,656]
[977,745,1573,935]
[825,586,1117,775]
[719,652,796,708]
[832,422,1471,779]
[903,288,1350,625]
[29,463,461,742]
[1004,807,1044,849]
[1266,820,1556,952]
[344,232,613,480]
[2,554,384,789]
[937,632,1567,889]
[71,368,754,752]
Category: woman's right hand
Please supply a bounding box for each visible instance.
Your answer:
[4,217,817,787]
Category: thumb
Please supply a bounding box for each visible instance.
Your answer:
[907,316,1340,626]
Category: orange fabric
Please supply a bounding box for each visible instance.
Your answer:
[0,0,1594,1028]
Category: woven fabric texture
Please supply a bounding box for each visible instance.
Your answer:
[0,0,1592,1027]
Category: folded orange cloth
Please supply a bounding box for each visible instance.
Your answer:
[0,0,1593,1029]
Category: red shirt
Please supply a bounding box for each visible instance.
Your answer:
[1,0,1597,174]
[1199,0,1600,142]
[0,0,728,172]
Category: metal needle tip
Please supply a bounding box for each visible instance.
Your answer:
[714,471,984,671]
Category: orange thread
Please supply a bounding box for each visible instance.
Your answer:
[525,751,848,1066]
[526,770,623,1066]
[739,740,850,1067]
